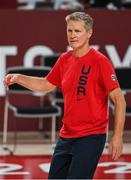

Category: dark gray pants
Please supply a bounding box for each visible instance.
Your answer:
[48,134,106,179]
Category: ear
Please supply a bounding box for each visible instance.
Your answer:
[87,29,93,38]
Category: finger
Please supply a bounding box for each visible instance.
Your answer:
[108,144,117,160]
[114,147,122,160]
[112,146,122,160]
[113,151,119,160]
[5,74,15,85]
[10,76,14,82]
[3,79,9,87]
[112,146,117,160]
[10,75,17,83]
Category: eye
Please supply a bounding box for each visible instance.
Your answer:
[67,29,72,33]
[75,29,81,33]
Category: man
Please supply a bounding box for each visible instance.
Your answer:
[4,12,126,179]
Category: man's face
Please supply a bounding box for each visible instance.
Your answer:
[67,20,92,50]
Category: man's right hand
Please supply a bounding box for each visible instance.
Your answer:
[3,74,19,88]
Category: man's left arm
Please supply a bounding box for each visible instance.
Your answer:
[108,87,126,160]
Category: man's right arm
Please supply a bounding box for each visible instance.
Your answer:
[3,74,56,93]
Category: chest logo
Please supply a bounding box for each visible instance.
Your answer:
[77,65,91,97]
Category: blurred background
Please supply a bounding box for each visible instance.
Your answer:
[0,0,131,179]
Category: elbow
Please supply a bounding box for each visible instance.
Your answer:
[39,78,55,93]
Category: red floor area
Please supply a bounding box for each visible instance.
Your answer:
[0,155,131,179]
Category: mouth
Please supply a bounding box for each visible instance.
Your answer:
[70,39,78,42]
[70,40,78,44]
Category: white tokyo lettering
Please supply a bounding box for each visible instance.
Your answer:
[98,162,131,174]
[39,163,50,173]
[105,45,131,68]
[23,45,54,67]
[0,163,30,175]
[0,161,131,175]
[0,45,53,96]
[0,44,131,96]
[0,46,17,96]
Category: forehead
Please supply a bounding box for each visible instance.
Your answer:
[67,20,86,29]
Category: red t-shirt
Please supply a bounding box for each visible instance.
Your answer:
[46,48,120,138]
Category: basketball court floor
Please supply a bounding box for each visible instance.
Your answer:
[0,131,131,179]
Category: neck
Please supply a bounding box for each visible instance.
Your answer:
[73,45,90,58]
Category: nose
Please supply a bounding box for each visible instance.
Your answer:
[70,31,76,39]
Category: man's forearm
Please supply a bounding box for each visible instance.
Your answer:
[113,97,126,137]
[16,74,54,93]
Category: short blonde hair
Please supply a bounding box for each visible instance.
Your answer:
[65,12,93,30]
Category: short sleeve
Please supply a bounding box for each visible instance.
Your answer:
[46,56,62,88]
[99,57,120,91]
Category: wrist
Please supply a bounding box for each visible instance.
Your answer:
[13,74,21,84]
[112,132,123,139]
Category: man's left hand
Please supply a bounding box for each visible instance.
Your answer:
[108,135,123,160]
